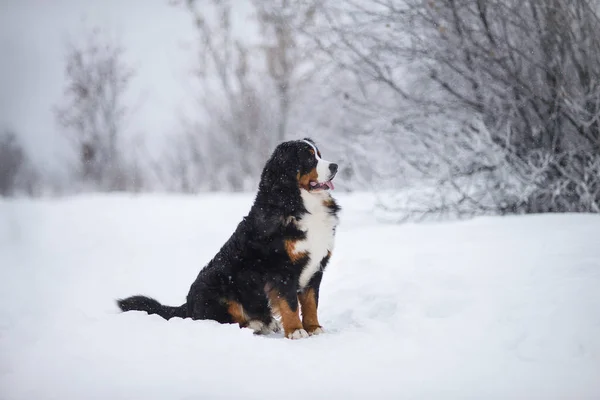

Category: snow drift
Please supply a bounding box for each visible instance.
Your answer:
[1,193,599,399]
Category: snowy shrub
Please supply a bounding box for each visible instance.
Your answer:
[306,0,600,218]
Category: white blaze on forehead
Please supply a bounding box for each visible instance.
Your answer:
[302,140,334,183]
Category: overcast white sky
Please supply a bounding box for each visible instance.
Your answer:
[0,0,239,172]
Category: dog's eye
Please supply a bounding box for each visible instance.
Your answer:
[309,149,315,156]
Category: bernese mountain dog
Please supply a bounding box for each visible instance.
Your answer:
[117,138,340,339]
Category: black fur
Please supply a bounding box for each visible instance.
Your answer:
[117,296,186,320]
[117,138,340,332]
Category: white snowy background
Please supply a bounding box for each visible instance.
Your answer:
[1,194,599,399]
[2,0,600,398]
[1,0,198,171]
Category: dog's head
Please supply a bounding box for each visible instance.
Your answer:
[259,138,338,194]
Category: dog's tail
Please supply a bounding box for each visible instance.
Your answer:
[117,295,188,320]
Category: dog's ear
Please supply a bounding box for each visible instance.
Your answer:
[255,141,306,216]
[259,142,300,190]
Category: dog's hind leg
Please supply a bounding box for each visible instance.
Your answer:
[243,290,283,335]
[226,298,279,335]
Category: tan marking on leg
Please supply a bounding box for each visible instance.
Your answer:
[267,290,304,338]
[299,288,322,334]
[226,300,249,328]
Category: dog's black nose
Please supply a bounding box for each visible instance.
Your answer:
[329,163,338,174]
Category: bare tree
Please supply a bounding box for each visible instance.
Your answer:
[170,1,325,191]
[178,0,271,191]
[306,0,600,217]
[155,125,206,193]
[55,27,136,192]
[0,129,40,197]
[253,0,317,147]
[0,130,25,197]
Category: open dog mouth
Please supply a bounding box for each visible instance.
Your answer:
[309,179,335,191]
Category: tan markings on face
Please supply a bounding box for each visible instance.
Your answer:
[226,300,249,328]
[284,239,308,263]
[299,288,321,334]
[267,290,303,338]
[297,168,318,191]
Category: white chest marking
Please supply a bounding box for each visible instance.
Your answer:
[296,189,338,289]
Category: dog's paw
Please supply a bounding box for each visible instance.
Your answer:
[286,328,309,340]
[248,319,282,335]
[247,320,269,335]
[303,325,324,336]
[268,318,282,333]
[308,326,324,336]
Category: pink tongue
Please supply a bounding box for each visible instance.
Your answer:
[326,181,334,190]
[310,181,318,187]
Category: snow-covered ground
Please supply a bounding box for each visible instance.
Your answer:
[1,193,599,399]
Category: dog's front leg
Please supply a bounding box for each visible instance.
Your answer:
[267,286,308,340]
[299,270,324,335]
